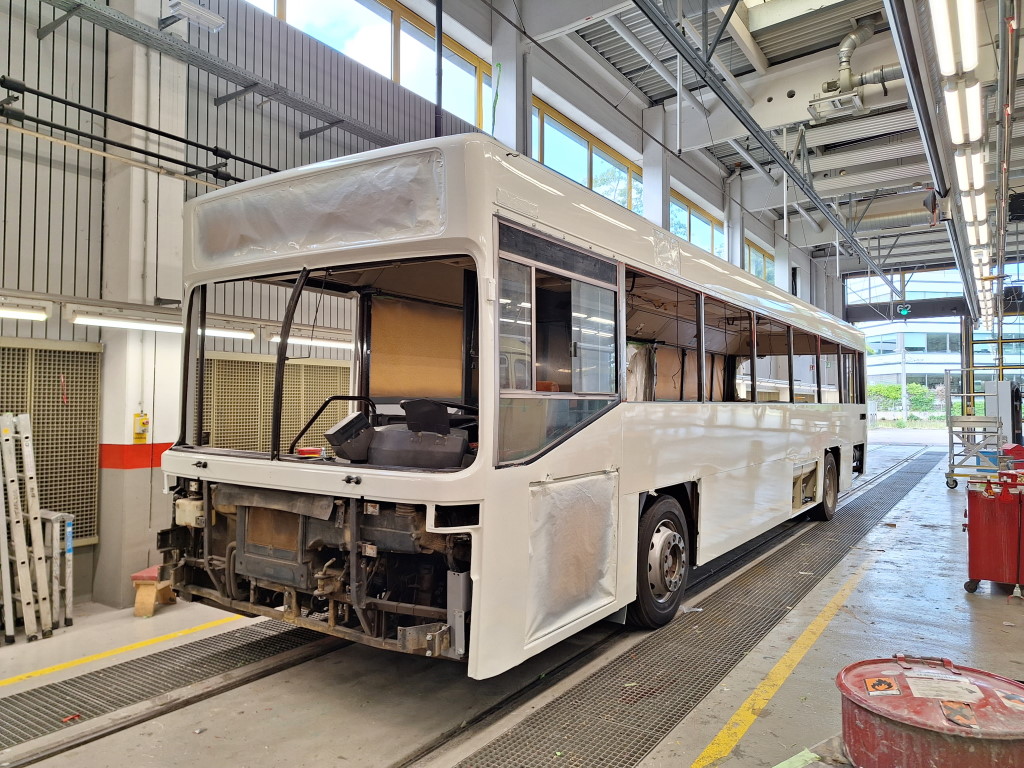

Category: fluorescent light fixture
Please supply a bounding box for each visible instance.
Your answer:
[499,298,511,304]
[971,149,985,188]
[0,298,51,321]
[269,334,353,350]
[973,189,988,220]
[571,312,588,318]
[964,81,984,142]
[968,221,990,246]
[961,190,977,221]
[954,148,970,191]
[519,302,532,308]
[200,327,256,340]
[957,0,978,72]
[944,84,965,144]
[160,0,226,31]
[588,316,615,325]
[72,314,184,333]
[929,0,958,76]
[955,147,985,192]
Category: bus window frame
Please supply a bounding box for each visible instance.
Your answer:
[494,223,622,467]
[623,266,706,403]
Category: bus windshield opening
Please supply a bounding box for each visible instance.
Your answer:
[181,255,479,471]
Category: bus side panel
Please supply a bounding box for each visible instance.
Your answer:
[697,458,793,563]
[467,410,626,680]
[619,401,864,565]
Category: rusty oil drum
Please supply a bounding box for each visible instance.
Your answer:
[836,655,1024,767]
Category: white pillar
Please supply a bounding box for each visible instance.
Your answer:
[641,105,669,229]
[93,0,186,607]
[491,0,531,154]
[724,172,745,268]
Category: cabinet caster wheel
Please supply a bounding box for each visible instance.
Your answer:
[964,579,980,593]
[946,478,958,489]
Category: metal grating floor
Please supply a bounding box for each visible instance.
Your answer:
[458,452,943,768]
[0,620,322,750]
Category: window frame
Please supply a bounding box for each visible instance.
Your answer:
[668,190,727,259]
[264,0,493,130]
[531,97,643,214]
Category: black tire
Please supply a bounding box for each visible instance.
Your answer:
[627,496,689,628]
[811,452,838,521]
[946,478,959,489]
[964,579,980,593]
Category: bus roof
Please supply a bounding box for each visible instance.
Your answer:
[183,133,863,349]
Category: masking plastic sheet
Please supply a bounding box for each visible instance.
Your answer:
[526,471,618,643]
[191,150,446,268]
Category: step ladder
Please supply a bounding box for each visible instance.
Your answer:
[40,509,74,628]
[0,413,53,640]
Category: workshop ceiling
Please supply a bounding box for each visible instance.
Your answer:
[537,0,1020,307]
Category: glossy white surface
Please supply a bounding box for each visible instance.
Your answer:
[167,134,867,679]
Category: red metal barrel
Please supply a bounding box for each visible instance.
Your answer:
[836,655,1024,767]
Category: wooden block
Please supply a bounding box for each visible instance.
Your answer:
[131,564,175,617]
[134,582,159,618]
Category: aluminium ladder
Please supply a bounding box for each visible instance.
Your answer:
[14,414,53,636]
[40,509,74,627]
[0,414,41,640]
[0,465,14,643]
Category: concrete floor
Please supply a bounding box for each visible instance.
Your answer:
[4,442,1021,768]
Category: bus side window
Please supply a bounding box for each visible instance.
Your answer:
[841,347,860,404]
[498,258,533,391]
[704,298,753,402]
[755,316,791,402]
[624,271,701,402]
[820,339,841,403]
[792,329,819,403]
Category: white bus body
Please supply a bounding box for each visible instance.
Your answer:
[161,134,866,680]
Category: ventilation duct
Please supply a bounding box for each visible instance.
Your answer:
[855,209,940,232]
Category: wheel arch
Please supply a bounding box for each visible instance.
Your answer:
[644,482,699,568]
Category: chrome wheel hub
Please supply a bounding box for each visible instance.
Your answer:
[648,522,685,602]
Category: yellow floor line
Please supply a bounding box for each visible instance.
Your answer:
[690,558,875,768]
[0,615,242,688]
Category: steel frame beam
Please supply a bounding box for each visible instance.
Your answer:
[36,4,81,39]
[633,0,901,296]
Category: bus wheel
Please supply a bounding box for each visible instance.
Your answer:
[812,452,838,521]
[627,496,689,628]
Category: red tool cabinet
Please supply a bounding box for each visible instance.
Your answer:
[964,473,1024,592]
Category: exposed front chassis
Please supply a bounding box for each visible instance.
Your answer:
[158,479,473,661]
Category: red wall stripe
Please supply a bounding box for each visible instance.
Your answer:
[99,443,174,470]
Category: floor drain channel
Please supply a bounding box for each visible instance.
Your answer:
[458,452,943,768]
[0,621,322,750]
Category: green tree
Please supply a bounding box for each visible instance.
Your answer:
[907,383,937,411]
[868,383,901,410]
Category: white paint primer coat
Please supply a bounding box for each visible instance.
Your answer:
[165,135,867,679]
